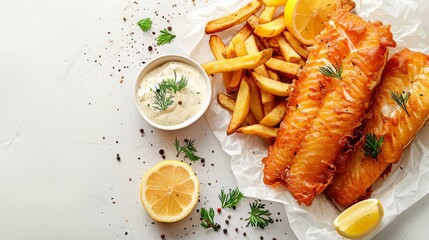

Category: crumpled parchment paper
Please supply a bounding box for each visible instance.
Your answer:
[174,0,429,239]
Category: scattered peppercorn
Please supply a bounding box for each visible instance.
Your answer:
[260,236,264,240]
[160,233,165,239]
[167,26,172,31]
[232,206,236,210]
[116,154,121,161]
[243,232,247,236]
[223,229,227,234]
[235,227,239,232]
[227,215,231,219]
[201,158,205,163]
[125,231,128,235]
[225,219,229,224]
[148,46,153,51]
[217,208,221,213]
[159,149,164,155]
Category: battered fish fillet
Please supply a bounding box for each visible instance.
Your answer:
[284,9,396,206]
[325,49,429,208]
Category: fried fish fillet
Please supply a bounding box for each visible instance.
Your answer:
[325,49,429,208]
[262,9,396,203]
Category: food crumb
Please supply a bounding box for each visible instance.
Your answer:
[116,154,121,162]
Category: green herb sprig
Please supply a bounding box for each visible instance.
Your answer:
[157,29,176,45]
[390,91,410,117]
[137,18,152,32]
[200,208,219,231]
[318,62,343,80]
[151,71,188,111]
[363,133,384,159]
[174,137,201,162]
[219,188,244,209]
[246,202,274,229]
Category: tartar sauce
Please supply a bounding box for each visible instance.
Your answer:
[137,61,206,126]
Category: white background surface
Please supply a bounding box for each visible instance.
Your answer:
[0,0,428,239]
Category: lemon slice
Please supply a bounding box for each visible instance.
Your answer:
[284,0,341,45]
[140,160,199,222]
[333,199,384,239]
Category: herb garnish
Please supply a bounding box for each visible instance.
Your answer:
[363,133,384,159]
[137,18,152,32]
[200,208,219,231]
[157,29,176,45]
[174,137,201,162]
[390,91,410,116]
[246,202,274,229]
[152,70,188,111]
[219,188,244,209]
[318,62,343,80]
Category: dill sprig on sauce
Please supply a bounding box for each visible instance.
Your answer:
[174,137,201,162]
[200,208,219,231]
[318,62,343,80]
[390,90,411,117]
[219,188,244,209]
[151,70,188,111]
[246,202,274,229]
[363,133,384,159]
[157,29,176,45]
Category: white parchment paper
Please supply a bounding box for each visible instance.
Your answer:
[174,0,429,239]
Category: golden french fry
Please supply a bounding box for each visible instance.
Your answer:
[227,76,251,135]
[218,93,256,125]
[227,70,243,94]
[254,16,286,38]
[283,31,309,59]
[244,35,275,104]
[246,14,260,30]
[262,0,288,7]
[202,48,273,75]
[248,74,264,122]
[252,72,292,97]
[224,24,253,59]
[274,34,301,63]
[232,35,248,57]
[263,100,277,116]
[265,57,301,75]
[209,35,232,87]
[260,100,288,127]
[237,124,278,139]
[267,69,280,81]
[205,0,262,34]
[259,6,277,24]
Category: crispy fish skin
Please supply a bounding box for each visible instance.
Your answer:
[325,49,429,208]
[284,9,396,206]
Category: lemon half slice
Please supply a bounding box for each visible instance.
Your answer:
[284,0,341,45]
[333,199,384,239]
[140,160,199,222]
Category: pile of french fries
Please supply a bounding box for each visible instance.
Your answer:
[201,0,311,139]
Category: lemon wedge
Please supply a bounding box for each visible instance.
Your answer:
[284,0,341,45]
[333,199,384,239]
[140,160,199,222]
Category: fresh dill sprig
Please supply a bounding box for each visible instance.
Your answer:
[246,202,274,229]
[318,62,343,80]
[219,188,244,209]
[151,71,188,111]
[158,71,188,93]
[174,137,201,162]
[200,208,219,231]
[152,85,174,111]
[390,91,411,117]
[137,18,152,32]
[157,29,176,45]
[363,133,384,159]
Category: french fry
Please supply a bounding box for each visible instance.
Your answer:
[274,34,301,63]
[209,35,232,87]
[232,35,248,57]
[263,99,277,116]
[218,93,256,125]
[227,76,251,135]
[254,16,286,38]
[262,0,288,7]
[260,100,288,127]
[265,57,301,75]
[224,24,253,59]
[252,72,292,97]
[227,70,243,94]
[205,0,262,34]
[283,31,309,58]
[259,6,277,24]
[248,75,264,122]
[267,69,280,81]
[202,48,273,75]
[237,124,278,139]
